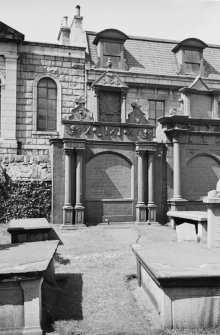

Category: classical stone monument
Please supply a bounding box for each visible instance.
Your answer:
[1,5,220,226]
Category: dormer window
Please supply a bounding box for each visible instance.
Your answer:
[93,29,128,70]
[172,38,207,76]
[103,42,121,68]
[185,50,201,75]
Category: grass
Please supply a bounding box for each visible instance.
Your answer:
[1,223,220,334]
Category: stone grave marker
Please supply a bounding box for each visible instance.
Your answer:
[176,222,197,242]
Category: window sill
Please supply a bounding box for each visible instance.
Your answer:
[32,131,59,137]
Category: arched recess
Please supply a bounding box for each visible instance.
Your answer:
[33,73,62,133]
[186,153,220,200]
[85,151,134,223]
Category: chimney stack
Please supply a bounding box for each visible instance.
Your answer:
[57,16,70,45]
[70,5,87,48]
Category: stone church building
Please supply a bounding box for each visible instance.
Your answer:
[1,5,220,226]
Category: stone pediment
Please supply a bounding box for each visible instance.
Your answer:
[189,76,211,91]
[92,71,128,90]
[180,75,211,94]
[0,21,24,42]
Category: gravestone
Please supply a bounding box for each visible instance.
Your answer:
[176,222,197,242]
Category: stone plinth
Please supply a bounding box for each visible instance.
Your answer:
[8,218,52,243]
[203,195,220,248]
[0,240,59,335]
[132,241,220,329]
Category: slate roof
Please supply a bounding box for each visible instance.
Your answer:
[86,31,220,80]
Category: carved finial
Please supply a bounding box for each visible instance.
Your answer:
[76,5,81,16]
[75,95,86,105]
[107,57,112,69]
[63,16,68,27]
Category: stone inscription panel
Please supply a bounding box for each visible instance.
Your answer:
[86,153,131,200]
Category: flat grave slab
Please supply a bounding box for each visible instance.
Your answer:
[167,211,207,241]
[132,241,220,329]
[8,218,52,243]
[0,240,59,335]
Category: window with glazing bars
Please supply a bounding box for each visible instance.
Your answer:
[37,78,57,131]
[148,100,165,128]
[185,50,200,75]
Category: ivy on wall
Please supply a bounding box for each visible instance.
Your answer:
[0,168,51,223]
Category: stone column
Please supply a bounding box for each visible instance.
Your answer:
[147,152,157,222]
[136,149,147,224]
[121,89,127,123]
[20,278,43,334]
[173,137,182,200]
[93,87,100,121]
[62,149,74,225]
[75,148,85,225]
[169,135,187,212]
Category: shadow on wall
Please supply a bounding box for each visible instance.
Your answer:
[124,48,146,70]
[42,273,83,332]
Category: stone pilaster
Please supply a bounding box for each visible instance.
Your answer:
[74,148,85,225]
[62,149,74,225]
[147,152,157,223]
[1,54,18,152]
[136,149,147,224]
[20,278,43,335]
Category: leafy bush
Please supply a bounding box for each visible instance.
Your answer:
[0,168,51,223]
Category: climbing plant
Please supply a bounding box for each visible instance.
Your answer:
[0,168,51,223]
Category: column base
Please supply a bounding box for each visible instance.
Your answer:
[136,203,148,224]
[147,202,157,223]
[62,204,73,225]
[75,204,85,225]
[168,198,188,211]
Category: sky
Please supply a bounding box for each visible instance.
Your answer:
[0,0,220,45]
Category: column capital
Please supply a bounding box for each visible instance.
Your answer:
[93,86,101,95]
[63,148,74,155]
[121,88,128,98]
[136,150,146,158]
[75,147,85,154]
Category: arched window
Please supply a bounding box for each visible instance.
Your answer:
[37,77,57,131]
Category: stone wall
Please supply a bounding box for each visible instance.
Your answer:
[0,154,51,181]
[16,43,85,156]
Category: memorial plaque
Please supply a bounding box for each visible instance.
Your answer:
[86,153,131,199]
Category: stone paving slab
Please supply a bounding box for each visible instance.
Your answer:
[0,240,59,279]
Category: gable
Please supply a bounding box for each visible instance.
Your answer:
[0,21,24,42]
[92,71,128,89]
[189,75,211,91]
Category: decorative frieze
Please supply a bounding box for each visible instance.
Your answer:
[63,121,154,142]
